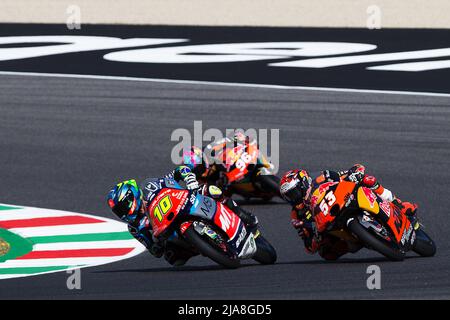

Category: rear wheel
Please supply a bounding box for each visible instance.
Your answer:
[254,174,281,198]
[252,233,277,265]
[183,223,240,269]
[347,218,405,261]
[413,228,436,257]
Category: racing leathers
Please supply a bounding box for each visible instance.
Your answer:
[291,164,418,260]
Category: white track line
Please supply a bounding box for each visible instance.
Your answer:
[0,202,127,225]
[9,223,127,238]
[33,239,138,251]
[0,274,34,279]
[1,70,450,98]
[0,210,75,221]
[0,253,141,268]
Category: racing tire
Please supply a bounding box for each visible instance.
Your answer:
[252,234,277,265]
[347,218,405,261]
[184,225,240,269]
[413,228,436,257]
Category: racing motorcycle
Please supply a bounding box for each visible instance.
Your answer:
[147,180,277,268]
[205,138,281,201]
[310,180,436,261]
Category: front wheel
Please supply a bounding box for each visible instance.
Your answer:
[413,228,436,257]
[252,233,277,265]
[347,218,405,261]
[183,224,240,269]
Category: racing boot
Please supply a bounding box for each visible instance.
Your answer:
[202,184,224,201]
[128,223,163,258]
[318,236,363,261]
[203,184,259,228]
[224,198,258,229]
[163,241,197,267]
[236,206,259,229]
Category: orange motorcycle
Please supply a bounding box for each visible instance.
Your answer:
[205,139,281,201]
[310,180,436,261]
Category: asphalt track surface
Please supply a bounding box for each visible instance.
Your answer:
[0,74,449,299]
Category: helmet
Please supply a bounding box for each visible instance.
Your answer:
[280,169,312,205]
[107,179,143,222]
[232,131,248,143]
[183,146,208,177]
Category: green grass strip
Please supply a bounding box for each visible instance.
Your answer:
[28,231,133,244]
[0,228,33,263]
[0,205,22,211]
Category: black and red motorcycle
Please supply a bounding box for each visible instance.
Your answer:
[147,179,277,268]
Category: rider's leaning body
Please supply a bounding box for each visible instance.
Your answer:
[280,164,418,260]
[203,132,274,194]
[107,165,257,266]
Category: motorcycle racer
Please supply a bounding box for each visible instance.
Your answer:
[107,165,257,266]
[181,145,209,183]
[202,131,279,198]
[280,164,418,260]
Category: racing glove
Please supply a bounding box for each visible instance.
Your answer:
[362,175,395,202]
[290,207,313,238]
[291,206,321,254]
[173,165,198,188]
[184,172,199,190]
[345,164,366,183]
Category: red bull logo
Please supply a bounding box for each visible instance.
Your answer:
[318,182,338,195]
[362,187,377,208]
[310,194,319,209]
[380,200,391,217]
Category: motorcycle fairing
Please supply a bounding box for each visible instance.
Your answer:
[312,181,355,233]
[188,194,217,221]
[357,187,413,247]
[189,195,257,258]
[189,195,247,241]
[357,187,380,214]
[148,187,190,237]
[142,177,184,203]
[218,142,259,184]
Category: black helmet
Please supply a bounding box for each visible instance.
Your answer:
[107,179,143,222]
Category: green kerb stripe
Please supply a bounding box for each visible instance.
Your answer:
[0,205,22,211]
[0,228,33,263]
[0,266,70,275]
[28,231,133,244]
